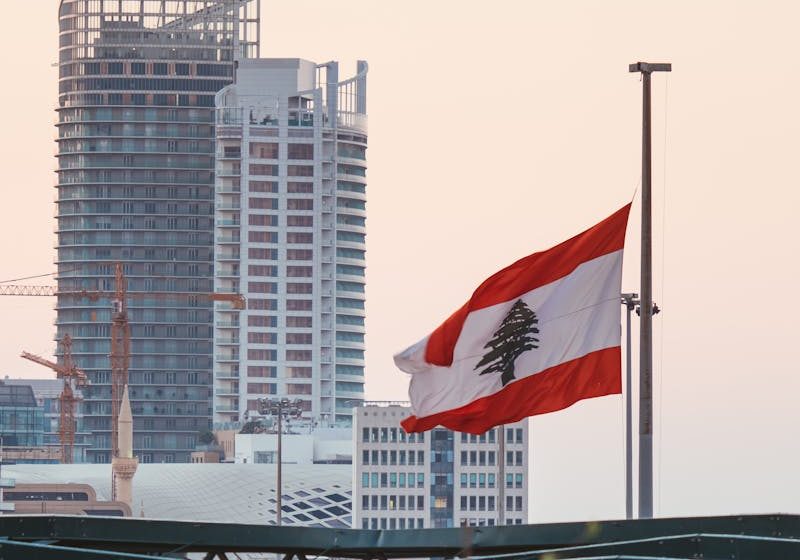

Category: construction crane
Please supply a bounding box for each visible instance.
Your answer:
[21,334,88,464]
[3,264,245,470]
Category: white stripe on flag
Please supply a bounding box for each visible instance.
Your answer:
[405,249,623,418]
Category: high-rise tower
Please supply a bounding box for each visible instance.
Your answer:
[56,0,260,463]
[213,59,368,427]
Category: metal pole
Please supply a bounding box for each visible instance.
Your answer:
[621,293,638,520]
[629,62,670,519]
[498,425,505,525]
[276,402,282,527]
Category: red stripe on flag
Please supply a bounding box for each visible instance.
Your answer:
[401,347,621,434]
[424,204,631,367]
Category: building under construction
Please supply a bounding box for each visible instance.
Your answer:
[55,0,260,463]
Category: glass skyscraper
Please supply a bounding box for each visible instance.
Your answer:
[56,0,260,463]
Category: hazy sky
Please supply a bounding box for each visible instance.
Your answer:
[1,1,799,523]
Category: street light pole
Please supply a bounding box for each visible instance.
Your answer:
[258,397,302,528]
[276,402,282,527]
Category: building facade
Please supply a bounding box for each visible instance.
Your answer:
[212,59,368,428]
[4,379,90,463]
[353,404,529,530]
[55,0,260,463]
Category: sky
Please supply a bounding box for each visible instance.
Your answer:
[1,0,800,523]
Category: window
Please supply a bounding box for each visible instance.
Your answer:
[506,474,513,488]
[248,332,277,344]
[249,214,278,226]
[246,383,274,394]
[287,232,313,244]
[248,366,277,377]
[287,299,312,311]
[248,265,277,277]
[287,266,312,278]
[287,367,312,378]
[286,316,312,328]
[249,248,278,260]
[288,182,313,193]
[250,181,278,193]
[248,282,277,294]
[488,473,496,488]
[287,164,313,176]
[250,142,279,158]
[361,473,369,488]
[288,143,313,159]
[286,333,312,344]
[286,350,312,361]
[288,215,313,227]
[287,199,313,211]
[362,428,369,442]
[399,473,406,487]
[515,473,523,488]
[287,282,312,294]
[248,299,277,310]
[249,164,278,175]
[460,473,467,488]
[249,231,278,243]
[250,197,278,210]
[287,249,312,260]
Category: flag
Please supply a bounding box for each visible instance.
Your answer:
[395,204,631,434]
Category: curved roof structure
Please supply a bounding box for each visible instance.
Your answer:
[4,463,351,527]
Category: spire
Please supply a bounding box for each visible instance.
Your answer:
[118,384,133,459]
[111,383,138,510]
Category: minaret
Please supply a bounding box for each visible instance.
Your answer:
[111,385,138,507]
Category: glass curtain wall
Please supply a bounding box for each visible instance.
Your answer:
[56,0,259,463]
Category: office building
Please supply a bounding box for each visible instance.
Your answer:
[212,58,368,427]
[4,378,90,463]
[353,403,529,530]
[55,0,260,463]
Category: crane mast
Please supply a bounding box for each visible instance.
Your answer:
[110,263,130,464]
[21,334,88,464]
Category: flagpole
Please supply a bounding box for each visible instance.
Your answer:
[498,424,505,525]
[629,61,670,519]
[621,293,639,519]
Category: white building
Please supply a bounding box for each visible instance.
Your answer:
[353,403,529,530]
[213,59,368,428]
[235,425,351,464]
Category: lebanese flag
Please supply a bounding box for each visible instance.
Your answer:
[396,204,631,434]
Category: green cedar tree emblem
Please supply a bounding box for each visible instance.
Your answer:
[474,299,539,386]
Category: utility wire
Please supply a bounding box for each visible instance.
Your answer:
[0,267,82,284]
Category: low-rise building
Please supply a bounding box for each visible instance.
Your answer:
[353,403,529,529]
